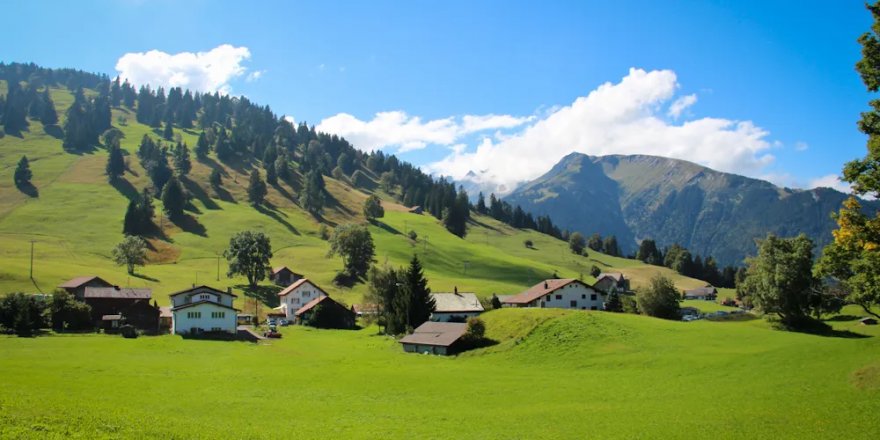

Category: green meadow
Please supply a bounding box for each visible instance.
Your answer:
[1,309,878,439]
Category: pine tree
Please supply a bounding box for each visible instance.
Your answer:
[476,192,487,214]
[195,132,210,159]
[275,155,291,181]
[247,169,267,206]
[172,142,192,177]
[210,169,222,188]
[604,290,623,312]
[265,162,277,185]
[39,89,57,126]
[403,255,434,329]
[106,144,125,182]
[300,170,325,214]
[14,155,32,186]
[161,176,186,218]
[163,120,174,140]
[122,200,141,235]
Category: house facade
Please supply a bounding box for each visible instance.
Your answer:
[58,276,112,299]
[278,278,328,321]
[502,279,605,310]
[594,273,629,294]
[430,291,484,322]
[271,266,302,287]
[294,296,356,328]
[82,286,158,331]
[684,286,718,301]
[170,285,239,335]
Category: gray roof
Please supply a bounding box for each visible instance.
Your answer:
[83,287,152,299]
[598,273,625,282]
[399,322,467,347]
[684,286,718,296]
[431,292,484,313]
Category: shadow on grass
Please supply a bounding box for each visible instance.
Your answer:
[110,177,138,201]
[235,284,281,308]
[772,318,872,339]
[372,220,401,235]
[131,272,160,282]
[15,181,39,198]
[458,337,500,353]
[170,213,207,237]
[271,182,297,204]
[255,203,300,235]
[182,177,220,210]
[468,218,501,232]
[824,315,863,322]
[43,124,63,139]
[332,271,364,288]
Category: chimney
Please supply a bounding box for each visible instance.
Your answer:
[113,285,120,290]
[454,286,458,295]
[543,281,548,289]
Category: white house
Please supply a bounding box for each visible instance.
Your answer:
[170,285,239,335]
[277,278,328,321]
[502,279,605,310]
[430,290,484,322]
[594,272,629,294]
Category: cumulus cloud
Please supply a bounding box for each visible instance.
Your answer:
[809,174,852,194]
[115,44,254,94]
[316,111,532,154]
[426,68,775,194]
[668,94,697,119]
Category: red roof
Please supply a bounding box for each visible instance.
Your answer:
[294,295,329,316]
[278,278,327,297]
[502,279,584,305]
[58,276,110,289]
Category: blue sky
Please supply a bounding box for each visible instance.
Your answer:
[0,0,872,194]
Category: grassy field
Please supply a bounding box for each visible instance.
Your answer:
[0,309,878,439]
[0,81,711,310]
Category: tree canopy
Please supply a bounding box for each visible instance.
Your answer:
[111,235,148,275]
[328,223,375,278]
[224,231,273,288]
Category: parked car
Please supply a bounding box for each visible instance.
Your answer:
[267,318,277,326]
[264,329,282,338]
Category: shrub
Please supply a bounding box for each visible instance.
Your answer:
[465,317,486,339]
[636,275,681,320]
[524,239,534,249]
[120,324,138,339]
[590,265,601,278]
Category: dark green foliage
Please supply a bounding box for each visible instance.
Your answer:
[305,302,355,329]
[569,232,586,255]
[62,86,107,151]
[195,132,210,159]
[210,169,222,188]
[137,135,172,192]
[265,161,277,185]
[300,170,325,214]
[214,128,234,162]
[161,176,186,218]
[328,223,375,278]
[2,80,29,134]
[465,316,486,339]
[590,265,601,278]
[636,275,681,320]
[40,89,58,126]
[122,189,155,236]
[363,194,384,220]
[637,239,663,265]
[51,290,93,331]
[0,293,49,336]
[224,230,273,288]
[172,142,191,177]
[14,155,32,186]
[111,235,147,274]
[442,188,470,237]
[491,294,502,309]
[604,290,624,312]
[602,235,620,256]
[476,192,487,214]
[106,144,125,182]
[587,233,603,251]
[275,155,291,182]
[367,265,405,334]
[402,255,434,329]
[524,239,534,248]
[247,169,267,206]
[163,121,173,140]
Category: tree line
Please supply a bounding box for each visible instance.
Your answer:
[635,239,740,288]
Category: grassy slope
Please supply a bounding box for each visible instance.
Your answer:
[0,81,710,309]
[0,309,878,439]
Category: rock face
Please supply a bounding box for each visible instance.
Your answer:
[505,152,876,266]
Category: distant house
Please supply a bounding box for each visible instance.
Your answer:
[408,206,423,214]
[594,273,629,294]
[82,286,159,332]
[430,289,484,322]
[294,295,356,328]
[169,285,239,335]
[502,279,605,310]
[278,278,328,321]
[351,303,379,317]
[271,266,303,287]
[683,286,718,301]
[399,321,468,355]
[860,317,878,326]
[265,309,286,323]
[158,306,172,332]
[58,276,112,299]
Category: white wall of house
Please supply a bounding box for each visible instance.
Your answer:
[280,281,327,319]
[171,287,235,308]
[530,283,605,310]
[172,303,237,334]
[431,311,481,322]
[402,343,448,355]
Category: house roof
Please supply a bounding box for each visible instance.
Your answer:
[58,276,111,289]
[684,286,718,296]
[597,273,625,283]
[272,266,302,276]
[294,295,333,316]
[171,300,240,312]
[399,321,468,347]
[278,278,327,297]
[102,314,122,321]
[168,285,237,298]
[503,279,589,305]
[267,306,286,317]
[352,303,379,314]
[431,292,484,313]
[83,286,152,300]
[159,306,172,318]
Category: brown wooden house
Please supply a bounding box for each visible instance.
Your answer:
[83,286,160,333]
[58,276,112,299]
[294,296,356,329]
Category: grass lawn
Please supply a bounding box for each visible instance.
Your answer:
[0,309,878,439]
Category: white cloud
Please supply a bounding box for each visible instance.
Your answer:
[283,115,296,125]
[246,70,265,82]
[316,110,532,154]
[795,141,809,151]
[115,44,253,94]
[809,174,852,194]
[668,94,697,119]
[426,68,775,194]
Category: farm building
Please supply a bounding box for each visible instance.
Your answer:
[169,285,239,335]
[683,286,718,301]
[270,266,303,287]
[82,286,159,332]
[430,289,484,322]
[159,307,172,332]
[594,272,629,294]
[351,303,379,317]
[58,276,112,299]
[408,206,423,214]
[293,296,356,329]
[399,321,468,355]
[502,279,605,310]
[277,278,328,321]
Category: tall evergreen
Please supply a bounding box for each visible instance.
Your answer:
[275,155,291,181]
[403,255,434,329]
[161,176,186,218]
[476,192,487,214]
[14,155,32,186]
[163,120,174,140]
[195,132,210,159]
[247,169,267,206]
[172,142,192,177]
[300,170,325,214]
[39,89,57,126]
[106,144,125,182]
[265,161,277,185]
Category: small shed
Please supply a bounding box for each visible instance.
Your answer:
[159,307,172,332]
[399,321,468,355]
[351,303,379,317]
[271,266,303,287]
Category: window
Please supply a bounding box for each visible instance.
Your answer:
[211,311,226,319]
[555,294,562,300]
[199,294,210,301]
[211,327,222,332]
[570,300,577,307]
[187,311,202,319]
[581,294,586,299]
[591,294,597,301]
[591,306,598,310]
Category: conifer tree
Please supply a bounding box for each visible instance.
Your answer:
[40,89,57,126]
[14,155,32,186]
[161,176,186,218]
[275,155,291,181]
[247,169,267,206]
[300,170,325,214]
[195,132,210,159]
[122,200,140,235]
[265,162,277,185]
[210,168,222,188]
[172,142,192,177]
[106,144,125,182]
[403,255,434,329]
[163,120,174,140]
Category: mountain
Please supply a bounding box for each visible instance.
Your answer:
[505,152,877,266]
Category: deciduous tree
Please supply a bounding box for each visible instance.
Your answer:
[111,235,148,275]
[224,231,273,288]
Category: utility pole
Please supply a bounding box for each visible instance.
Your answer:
[216,255,221,281]
[29,240,35,280]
